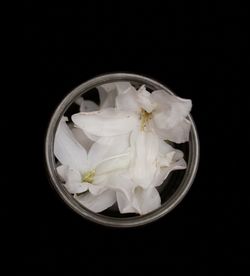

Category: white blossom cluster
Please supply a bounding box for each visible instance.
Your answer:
[54,82,192,215]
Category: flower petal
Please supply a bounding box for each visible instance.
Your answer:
[75,190,116,213]
[115,174,137,214]
[153,118,192,143]
[115,86,140,112]
[133,187,161,215]
[87,134,130,168]
[97,84,116,109]
[154,158,187,187]
[75,97,84,106]
[137,85,157,113]
[151,90,192,143]
[54,117,88,173]
[80,99,99,112]
[57,165,89,194]
[116,191,137,214]
[100,91,117,109]
[152,90,192,126]
[129,130,159,189]
[95,154,130,176]
[158,139,176,155]
[98,82,132,109]
[158,151,176,167]
[72,108,137,138]
[56,165,67,180]
[71,126,93,151]
[116,175,161,215]
[115,82,133,94]
[64,181,89,194]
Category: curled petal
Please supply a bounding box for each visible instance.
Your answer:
[154,158,187,187]
[72,108,137,138]
[116,191,137,214]
[133,187,161,215]
[75,190,116,213]
[54,117,88,173]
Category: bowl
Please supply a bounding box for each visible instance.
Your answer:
[45,73,199,227]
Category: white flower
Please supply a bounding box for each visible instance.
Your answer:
[115,83,192,143]
[72,82,192,143]
[54,117,130,212]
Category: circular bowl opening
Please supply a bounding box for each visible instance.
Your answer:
[45,73,199,227]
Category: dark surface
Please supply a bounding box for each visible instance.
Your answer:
[6,3,248,273]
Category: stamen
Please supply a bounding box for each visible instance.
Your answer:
[81,169,95,183]
[140,108,152,131]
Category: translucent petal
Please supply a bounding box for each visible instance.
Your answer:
[152,90,192,128]
[153,118,192,143]
[80,99,99,112]
[98,82,132,109]
[115,86,139,112]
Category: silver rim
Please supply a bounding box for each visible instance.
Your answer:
[45,73,200,227]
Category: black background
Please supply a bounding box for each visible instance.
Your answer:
[8,2,248,273]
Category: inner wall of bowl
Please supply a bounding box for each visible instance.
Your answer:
[57,80,190,219]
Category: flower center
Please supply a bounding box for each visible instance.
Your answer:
[81,169,95,183]
[140,108,152,131]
